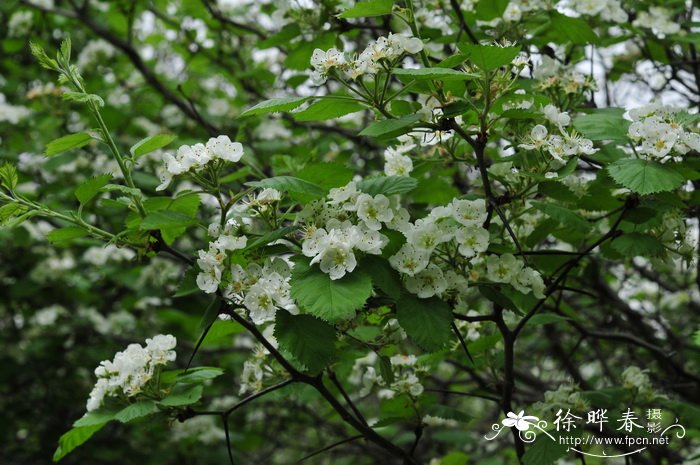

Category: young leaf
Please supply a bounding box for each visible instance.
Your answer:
[275,311,337,373]
[290,259,373,322]
[357,176,418,196]
[0,163,18,190]
[392,67,477,81]
[0,203,28,225]
[53,424,105,462]
[45,133,92,157]
[338,0,393,18]
[457,43,521,70]
[607,159,685,195]
[293,99,366,121]
[359,114,422,139]
[75,174,111,205]
[176,367,225,384]
[240,96,311,117]
[130,134,176,158]
[396,295,453,352]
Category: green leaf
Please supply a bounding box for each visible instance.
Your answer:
[362,255,402,300]
[72,408,118,427]
[338,0,393,18]
[0,203,28,225]
[607,159,685,195]
[457,43,522,70]
[45,133,92,157]
[75,174,111,205]
[297,163,355,190]
[176,367,225,384]
[359,114,423,140]
[114,400,159,423]
[293,99,366,121]
[0,163,19,190]
[391,67,477,81]
[378,354,395,385]
[53,424,105,461]
[160,385,204,407]
[130,134,176,158]
[357,176,418,196]
[245,176,326,199]
[611,233,665,257]
[396,294,453,352]
[522,429,570,465]
[290,259,373,322]
[572,108,630,143]
[475,0,509,20]
[531,201,591,232]
[548,11,599,45]
[240,96,311,117]
[46,227,88,244]
[139,210,198,230]
[275,311,337,373]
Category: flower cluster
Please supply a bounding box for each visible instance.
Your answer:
[633,6,680,37]
[157,135,243,191]
[567,0,626,23]
[310,32,423,85]
[485,253,545,298]
[300,181,405,279]
[86,334,177,411]
[383,142,415,177]
[534,56,597,96]
[349,351,425,398]
[519,105,597,162]
[627,103,700,162]
[224,257,297,324]
[196,220,247,294]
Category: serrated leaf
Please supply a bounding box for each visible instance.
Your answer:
[0,163,19,191]
[573,108,630,142]
[607,158,685,195]
[72,407,118,427]
[174,267,199,297]
[457,43,521,70]
[275,311,337,373]
[396,295,453,352]
[362,255,402,300]
[293,99,366,121]
[290,259,373,322]
[391,67,477,81]
[245,176,326,199]
[45,133,92,157]
[611,233,665,257]
[240,96,311,117]
[130,134,176,158]
[62,92,104,107]
[114,400,159,423]
[338,0,393,18]
[359,114,423,139]
[357,176,418,196]
[75,174,111,205]
[53,424,105,462]
[160,385,203,406]
[46,227,88,244]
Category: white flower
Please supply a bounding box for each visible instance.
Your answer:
[542,104,571,127]
[355,193,393,230]
[206,135,244,162]
[384,148,414,176]
[244,282,277,324]
[312,242,357,280]
[455,226,490,258]
[389,243,430,276]
[512,267,546,298]
[327,181,358,206]
[519,124,549,151]
[145,334,177,365]
[212,234,247,251]
[486,253,523,284]
[452,199,487,227]
[405,218,452,252]
[405,264,447,298]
